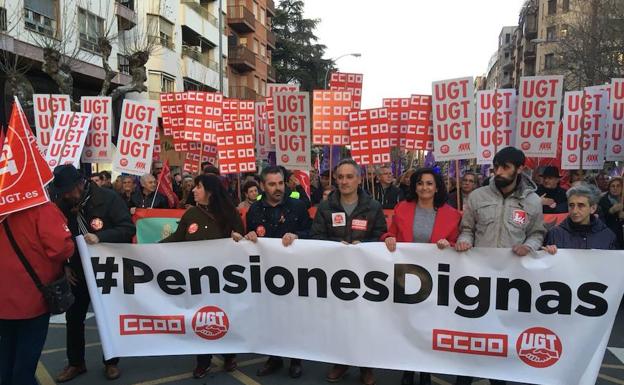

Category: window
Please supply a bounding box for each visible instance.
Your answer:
[252,1,258,19]
[546,26,556,41]
[118,54,130,74]
[253,38,259,54]
[260,8,265,25]
[147,14,174,50]
[0,7,7,31]
[505,33,511,43]
[560,24,568,38]
[547,0,557,15]
[504,52,510,59]
[562,0,569,12]
[24,0,57,37]
[544,53,555,70]
[260,43,265,58]
[78,8,104,53]
[148,71,175,99]
[254,76,259,93]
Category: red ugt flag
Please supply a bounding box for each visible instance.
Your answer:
[157,160,179,209]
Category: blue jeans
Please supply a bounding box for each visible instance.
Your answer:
[0,313,51,385]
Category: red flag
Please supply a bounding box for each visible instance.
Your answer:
[157,160,179,209]
[0,100,51,216]
[293,170,310,197]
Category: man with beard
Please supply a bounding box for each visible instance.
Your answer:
[454,147,545,385]
[51,165,135,382]
[232,166,311,379]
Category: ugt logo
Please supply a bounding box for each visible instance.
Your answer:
[516,327,562,368]
[192,306,229,340]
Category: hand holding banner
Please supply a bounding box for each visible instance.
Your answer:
[113,100,158,176]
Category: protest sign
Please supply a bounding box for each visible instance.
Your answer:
[432,77,476,161]
[184,91,222,143]
[113,100,158,175]
[383,97,410,148]
[80,239,623,385]
[516,76,564,157]
[216,120,256,174]
[160,92,185,137]
[0,99,52,216]
[183,142,217,174]
[329,72,364,109]
[405,95,434,151]
[255,102,273,159]
[46,112,92,169]
[267,84,299,145]
[476,89,517,165]
[349,108,391,166]
[561,88,608,170]
[313,90,352,145]
[606,78,624,161]
[33,94,71,153]
[274,91,311,170]
[81,96,113,163]
[153,129,161,161]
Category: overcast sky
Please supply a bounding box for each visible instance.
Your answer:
[303,0,527,108]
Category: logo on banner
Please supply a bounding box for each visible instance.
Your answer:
[511,210,527,225]
[432,329,508,357]
[91,218,104,231]
[440,145,449,154]
[516,327,562,368]
[192,306,229,340]
[521,142,530,151]
[120,315,185,335]
[0,136,24,189]
[332,212,346,227]
[568,154,577,163]
[351,219,368,231]
[482,150,491,158]
[614,145,622,154]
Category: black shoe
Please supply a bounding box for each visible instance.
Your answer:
[289,362,303,378]
[419,372,431,385]
[256,357,283,376]
[401,371,414,385]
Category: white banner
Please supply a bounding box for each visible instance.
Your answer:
[516,76,564,157]
[81,96,113,163]
[607,78,624,161]
[274,91,311,171]
[45,111,92,169]
[476,89,517,165]
[432,77,476,161]
[78,238,623,385]
[561,89,608,170]
[112,100,158,176]
[33,94,71,153]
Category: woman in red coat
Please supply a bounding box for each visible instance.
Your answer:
[0,202,74,385]
[381,168,462,385]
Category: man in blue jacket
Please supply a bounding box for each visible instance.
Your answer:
[543,183,618,251]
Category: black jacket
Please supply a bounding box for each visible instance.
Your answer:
[246,196,312,239]
[598,194,624,248]
[130,190,169,209]
[57,181,135,270]
[373,183,404,210]
[544,216,617,250]
[311,189,387,243]
[536,185,568,214]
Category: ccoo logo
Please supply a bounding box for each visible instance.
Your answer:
[516,327,562,368]
[192,306,229,340]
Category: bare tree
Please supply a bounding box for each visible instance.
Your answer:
[556,0,624,89]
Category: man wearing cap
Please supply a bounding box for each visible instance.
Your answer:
[232,166,311,379]
[536,166,568,214]
[455,147,545,385]
[51,165,135,382]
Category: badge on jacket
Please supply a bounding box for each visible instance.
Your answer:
[90,218,103,231]
[351,219,368,231]
[332,212,346,227]
[188,223,199,234]
[512,210,527,225]
[256,225,266,237]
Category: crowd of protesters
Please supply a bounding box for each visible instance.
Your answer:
[1,146,622,385]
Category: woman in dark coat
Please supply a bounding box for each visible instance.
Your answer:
[161,174,244,377]
[598,177,623,248]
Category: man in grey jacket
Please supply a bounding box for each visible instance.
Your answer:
[454,147,546,385]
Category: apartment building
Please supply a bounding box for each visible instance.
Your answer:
[497,26,516,88]
[226,0,276,101]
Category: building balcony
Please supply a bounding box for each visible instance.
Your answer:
[229,45,256,72]
[266,28,276,49]
[524,43,536,61]
[148,35,175,51]
[501,58,513,70]
[266,0,276,16]
[524,14,537,39]
[181,0,218,27]
[267,65,276,81]
[182,45,219,72]
[115,1,137,30]
[230,86,258,101]
[227,5,255,33]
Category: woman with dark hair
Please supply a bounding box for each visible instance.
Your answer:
[380,168,462,385]
[161,174,244,378]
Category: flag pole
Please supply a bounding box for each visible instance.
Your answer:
[151,176,161,208]
[455,160,461,209]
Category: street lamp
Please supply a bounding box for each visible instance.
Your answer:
[323,53,362,89]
